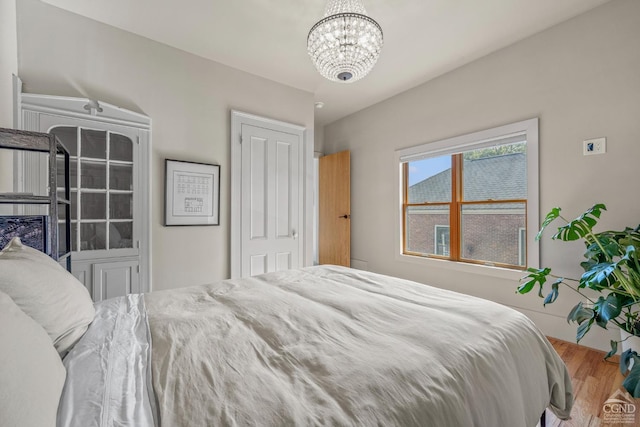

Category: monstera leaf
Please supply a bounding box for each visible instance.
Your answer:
[552,204,606,241]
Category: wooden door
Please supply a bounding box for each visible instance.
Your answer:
[319,151,350,266]
[240,124,301,277]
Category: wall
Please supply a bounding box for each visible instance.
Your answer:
[324,0,640,351]
[16,0,314,291]
[0,0,17,195]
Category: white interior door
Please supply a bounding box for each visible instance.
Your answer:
[240,124,300,277]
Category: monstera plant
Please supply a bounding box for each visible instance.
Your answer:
[518,204,640,396]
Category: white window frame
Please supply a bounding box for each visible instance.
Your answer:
[434,225,450,257]
[518,227,527,267]
[394,118,539,278]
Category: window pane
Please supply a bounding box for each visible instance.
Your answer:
[405,205,450,256]
[110,222,133,249]
[462,142,526,201]
[80,222,106,250]
[50,127,77,156]
[110,164,133,190]
[81,193,106,220]
[81,129,107,159]
[407,155,451,203]
[110,133,133,162]
[110,194,132,220]
[460,202,526,266]
[81,160,106,189]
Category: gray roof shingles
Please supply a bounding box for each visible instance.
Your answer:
[409,153,526,205]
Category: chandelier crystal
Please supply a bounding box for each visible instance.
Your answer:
[307,0,383,83]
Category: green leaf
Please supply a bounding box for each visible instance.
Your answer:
[622,356,640,398]
[517,268,551,295]
[621,349,635,374]
[621,245,637,264]
[605,340,618,359]
[594,293,623,328]
[584,236,621,262]
[536,207,561,241]
[567,301,595,324]
[543,279,561,306]
[552,204,607,242]
[576,318,594,341]
[580,262,617,290]
[580,258,599,273]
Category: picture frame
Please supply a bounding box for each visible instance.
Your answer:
[164,159,220,226]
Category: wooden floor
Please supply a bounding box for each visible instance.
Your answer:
[546,337,631,427]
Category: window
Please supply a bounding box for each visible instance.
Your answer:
[397,118,539,269]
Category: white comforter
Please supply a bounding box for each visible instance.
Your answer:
[145,266,573,427]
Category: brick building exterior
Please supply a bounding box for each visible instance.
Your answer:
[406,153,526,266]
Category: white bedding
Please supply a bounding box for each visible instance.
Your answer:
[144,265,573,427]
[57,294,157,427]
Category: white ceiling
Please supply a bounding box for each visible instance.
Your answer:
[41,0,611,125]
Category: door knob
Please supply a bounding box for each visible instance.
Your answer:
[339,214,351,219]
[292,231,298,239]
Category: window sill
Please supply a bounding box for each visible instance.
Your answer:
[396,252,526,281]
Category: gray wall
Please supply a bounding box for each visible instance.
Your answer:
[324,0,640,350]
[16,0,314,291]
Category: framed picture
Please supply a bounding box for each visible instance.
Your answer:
[165,159,220,226]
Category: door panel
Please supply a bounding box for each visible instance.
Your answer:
[319,151,350,266]
[241,124,300,277]
[92,260,139,302]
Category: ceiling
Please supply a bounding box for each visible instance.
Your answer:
[41,0,611,126]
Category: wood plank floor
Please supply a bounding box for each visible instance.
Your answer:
[546,337,632,427]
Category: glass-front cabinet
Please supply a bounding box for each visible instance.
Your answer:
[18,91,150,301]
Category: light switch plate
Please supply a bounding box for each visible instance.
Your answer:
[583,137,606,155]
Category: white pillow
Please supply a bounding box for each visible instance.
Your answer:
[0,237,95,356]
[0,290,66,427]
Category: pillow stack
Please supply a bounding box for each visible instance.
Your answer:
[0,237,95,355]
[0,237,96,427]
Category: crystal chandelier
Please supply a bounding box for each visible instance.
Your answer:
[307,0,383,83]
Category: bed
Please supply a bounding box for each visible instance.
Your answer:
[0,237,573,427]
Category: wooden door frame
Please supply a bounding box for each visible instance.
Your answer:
[230,110,313,279]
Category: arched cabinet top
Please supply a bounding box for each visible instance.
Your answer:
[21,93,151,130]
